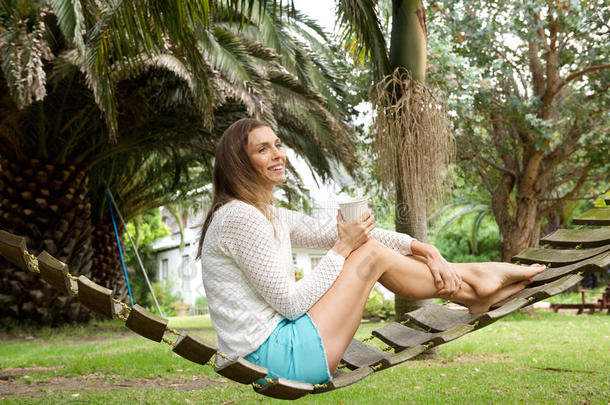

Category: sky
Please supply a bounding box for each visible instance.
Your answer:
[292,0,337,32]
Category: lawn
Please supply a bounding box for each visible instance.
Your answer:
[0,311,608,404]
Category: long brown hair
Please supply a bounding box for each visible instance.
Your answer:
[196,118,278,259]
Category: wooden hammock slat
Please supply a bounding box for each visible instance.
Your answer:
[77,275,116,319]
[372,322,474,352]
[439,323,475,342]
[254,377,313,400]
[540,228,610,248]
[125,304,168,342]
[341,338,389,370]
[402,304,477,333]
[37,251,74,296]
[511,245,610,266]
[492,274,583,309]
[214,357,268,384]
[372,323,436,351]
[377,344,429,370]
[572,208,610,226]
[172,334,218,366]
[0,230,28,270]
[530,251,610,286]
[312,367,373,393]
[476,297,530,326]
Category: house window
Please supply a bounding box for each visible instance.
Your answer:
[161,259,168,280]
[310,255,323,269]
[181,254,190,280]
[292,253,297,266]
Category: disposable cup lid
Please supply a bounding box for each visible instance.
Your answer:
[338,196,368,205]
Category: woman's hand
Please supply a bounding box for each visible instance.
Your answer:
[411,241,461,297]
[331,209,375,258]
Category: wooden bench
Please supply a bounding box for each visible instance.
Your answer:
[550,285,610,314]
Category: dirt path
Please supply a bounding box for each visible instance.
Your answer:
[0,367,222,398]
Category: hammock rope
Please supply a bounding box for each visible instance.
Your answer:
[106,191,134,308]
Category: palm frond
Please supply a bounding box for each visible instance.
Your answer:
[49,0,86,54]
[336,0,390,79]
[0,5,51,108]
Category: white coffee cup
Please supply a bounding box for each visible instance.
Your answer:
[338,196,369,223]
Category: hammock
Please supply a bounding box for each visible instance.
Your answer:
[0,204,608,400]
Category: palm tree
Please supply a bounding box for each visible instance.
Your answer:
[335,0,454,357]
[0,1,358,325]
[434,193,494,256]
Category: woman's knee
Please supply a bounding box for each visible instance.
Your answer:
[345,239,388,279]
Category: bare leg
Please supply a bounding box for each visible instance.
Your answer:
[308,239,544,373]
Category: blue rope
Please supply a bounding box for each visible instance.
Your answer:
[106,191,134,307]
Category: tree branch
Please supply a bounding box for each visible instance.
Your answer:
[495,48,529,98]
[528,40,545,98]
[554,64,610,95]
[471,160,494,195]
[534,13,550,52]
[476,155,517,178]
[538,164,591,219]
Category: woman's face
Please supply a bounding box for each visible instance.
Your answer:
[247,126,287,188]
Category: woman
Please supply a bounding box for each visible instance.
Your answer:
[196,118,545,385]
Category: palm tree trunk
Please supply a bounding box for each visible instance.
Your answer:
[91,221,128,300]
[389,0,437,358]
[0,156,94,325]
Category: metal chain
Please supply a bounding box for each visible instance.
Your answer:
[161,337,175,347]
[24,251,40,273]
[166,327,183,337]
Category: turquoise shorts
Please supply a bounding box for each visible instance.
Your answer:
[244,313,331,385]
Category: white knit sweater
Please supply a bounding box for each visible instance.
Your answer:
[200,199,415,360]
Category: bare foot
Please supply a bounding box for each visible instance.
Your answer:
[470,263,546,298]
[468,280,530,314]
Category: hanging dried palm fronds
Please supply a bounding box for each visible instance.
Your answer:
[370,67,454,221]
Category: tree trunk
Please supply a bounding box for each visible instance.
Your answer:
[394,173,437,359]
[495,183,542,261]
[0,156,94,325]
[389,0,437,358]
[91,221,128,300]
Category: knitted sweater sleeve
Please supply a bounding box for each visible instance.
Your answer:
[278,207,416,255]
[220,203,345,320]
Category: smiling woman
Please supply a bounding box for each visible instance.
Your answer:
[195,118,545,386]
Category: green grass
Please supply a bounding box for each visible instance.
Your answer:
[166,314,213,330]
[1,311,608,404]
